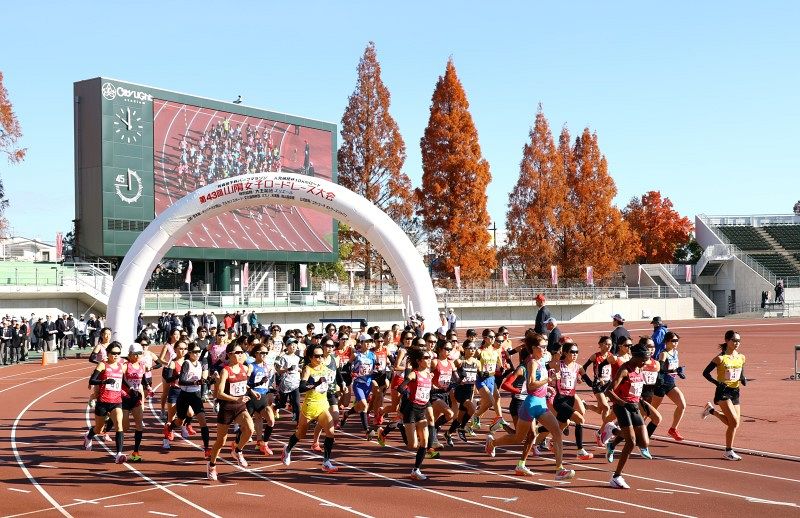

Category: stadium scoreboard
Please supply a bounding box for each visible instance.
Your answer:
[73,77,338,262]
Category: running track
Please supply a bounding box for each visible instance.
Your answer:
[2,318,799,517]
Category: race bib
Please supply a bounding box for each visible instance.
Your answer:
[667,357,679,370]
[438,372,451,385]
[414,385,431,403]
[725,368,742,382]
[127,378,141,391]
[484,362,496,374]
[358,364,371,377]
[230,380,248,396]
[642,370,658,385]
[315,378,329,393]
[464,370,477,383]
[559,372,576,391]
[631,381,643,397]
[106,377,122,392]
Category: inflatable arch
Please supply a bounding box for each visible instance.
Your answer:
[106,172,439,346]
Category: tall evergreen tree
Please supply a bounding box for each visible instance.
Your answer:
[503,105,565,278]
[417,58,495,280]
[338,42,412,284]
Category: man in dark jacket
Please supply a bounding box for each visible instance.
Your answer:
[545,318,562,355]
[609,313,631,355]
[534,294,551,335]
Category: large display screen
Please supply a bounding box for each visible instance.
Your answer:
[152,100,334,253]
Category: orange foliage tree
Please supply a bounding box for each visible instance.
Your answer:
[417,58,495,280]
[562,128,636,278]
[503,105,566,279]
[0,71,26,234]
[338,42,413,283]
[623,190,694,263]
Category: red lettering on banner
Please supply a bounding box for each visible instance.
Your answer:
[280,181,293,189]
[325,192,335,201]
[244,181,252,190]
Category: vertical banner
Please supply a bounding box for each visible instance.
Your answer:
[586,266,594,286]
[550,265,558,287]
[454,266,461,289]
[349,270,355,289]
[637,264,642,286]
[55,232,63,260]
[502,266,509,287]
[242,262,249,289]
[685,264,692,283]
[184,260,193,285]
[299,263,308,288]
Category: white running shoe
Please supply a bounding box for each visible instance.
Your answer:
[410,468,427,481]
[207,462,218,481]
[431,438,443,450]
[542,437,552,452]
[514,463,535,476]
[321,460,338,473]
[484,434,495,457]
[281,445,292,466]
[555,468,576,481]
[114,453,127,464]
[576,448,594,461]
[181,426,190,439]
[83,434,93,451]
[232,449,248,467]
[162,438,171,450]
[600,421,618,445]
[701,402,714,420]
[610,475,630,489]
[723,450,742,461]
[533,444,546,457]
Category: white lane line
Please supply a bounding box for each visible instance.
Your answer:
[148,512,178,517]
[586,509,625,514]
[236,492,263,498]
[744,497,799,508]
[104,502,143,508]
[85,403,221,517]
[656,488,699,495]
[73,500,97,505]
[656,456,800,482]
[8,488,31,493]
[37,465,57,469]
[202,483,237,489]
[638,489,674,494]
[482,496,518,503]
[0,366,87,394]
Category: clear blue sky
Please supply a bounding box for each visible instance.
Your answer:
[2,1,798,243]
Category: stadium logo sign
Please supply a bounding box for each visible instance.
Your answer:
[102,81,153,103]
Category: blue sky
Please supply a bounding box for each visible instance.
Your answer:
[2,1,798,243]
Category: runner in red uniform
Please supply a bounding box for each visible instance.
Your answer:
[83,342,127,464]
[121,344,146,462]
[397,346,434,480]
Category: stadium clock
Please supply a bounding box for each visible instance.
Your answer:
[113,106,144,143]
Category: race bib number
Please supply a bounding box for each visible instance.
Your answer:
[667,357,679,371]
[559,372,576,391]
[725,368,742,382]
[484,362,496,374]
[438,372,451,386]
[464,370,477,383]
[414,385,431,403]
[106,377,122,392]
[230,380,247,396]
[377,356,387,370]
[127,379,141,391]
[358,364,371,377]
[642,370,658,385]
[254,373,265,385]
[631,381,643,397]
[315,378,329,393]
[600,364,612,381]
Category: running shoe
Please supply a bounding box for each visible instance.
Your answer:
[204,448,211,460]
[83,433,93,451]
[489,417,506,433]
[444,432,454,448]
[576,448,594,461]
[374,407,384,425]
[543,437,553,452]
[207,462,218,481]
[410,468,427,481]
[484,435,496,457]
[186,425,197,436]
[163,424,174,441]
[321,460,339,473]
[232,450,248,468]
[606,441,615,463]
[376,428,386,447]
[533,444,546,457]
[425,449,440,459]
[181,426,190,439]
[555,468,576,481]
[610,475,629,489]
[263,443,273,456]
[668,428,684,442]
[281,445,292,466]
[515,463,534,476]
[258,441,272,455]
[471,416,481,429]
[723,450,742,461]
[88,399,96,408]
[129,452,142,463]
[595,430,603,447]
[115,453,127,464]
[366,430,377,441]
[563,425,570,437]
[701,401,714,420]
[430,438,443,450]
[466,427,477,437]
[162,438,171,450]
[457,428,468,443]
[600,421,618,445]
[311,441,323,453]
[639,447,653,460]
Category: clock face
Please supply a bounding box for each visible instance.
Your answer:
[113,106,144,143]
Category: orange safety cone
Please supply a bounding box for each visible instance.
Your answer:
[41,351,47,366]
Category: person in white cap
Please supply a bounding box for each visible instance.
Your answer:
[610,314,630,355]
[545,318,561,355]
[446,308,457,331]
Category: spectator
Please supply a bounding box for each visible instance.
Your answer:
[19,317,29,361]
[9,319,22,364]
[75,315,87,349]
[775,281,785,304]
[545,318,562,355]
[609,313,631,355]
[137,312,145,335]
[534,294,551,335]
[1,318,11,365]
[43,315,57,352]
[761,290,768,309]
[248,310,258,334]
[447,308,457,331]
[651,316,669,358]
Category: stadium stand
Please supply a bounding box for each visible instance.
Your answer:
[763,225,800,250]
[717,225,772,250]
[749,253,800,277]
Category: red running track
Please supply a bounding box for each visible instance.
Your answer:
[2,318,799,517]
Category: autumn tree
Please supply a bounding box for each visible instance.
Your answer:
[0,71,26,236]
[623,190,694,264]
[338,42,413,285]
[417,58,495,280]
[563,128,636,278]
[502,105,566,279]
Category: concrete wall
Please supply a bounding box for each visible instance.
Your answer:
[695,257,772,315]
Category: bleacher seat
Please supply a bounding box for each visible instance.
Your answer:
[717,226,771,250]
[763,225,800,250]
[750,253,800,277]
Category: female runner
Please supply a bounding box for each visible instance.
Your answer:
[158,329,181,419]
[444,339,480,442]
[281,345,339,473]
[207,342,255,481]
[701,330,746,461]
[248,342,276,456]
[430,340,456,447]
[161,341,188,450]
[121,344,146,462]
[83,342,127,464]
[652,331,686,441]
[582,335,614,444]
[397,347,435,480]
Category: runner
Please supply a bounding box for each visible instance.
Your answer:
[582,335,614,445]
[281,345,339,473]
[83,341,127,464]
[312,337,344,451]
[604,344,651,489]
[430,340,456,447]
[638,337,663,448]
[275,338,302,423]
[161,341,188,450]
[701,330,746,461]
[471,329,503,431]
[248,341,276,456]
[652,331,687,441]
[444,339,480,442]
[121,344,146,462]
[207,343,255,481]
[158,329,181,419]
[340,334,376,438]
[396,346,434,480]
[550,342,594,460]
[369,333,392,427]
[168,343,210,457]
[486,335,576,480]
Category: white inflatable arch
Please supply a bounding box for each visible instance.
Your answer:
[106,172,438,346]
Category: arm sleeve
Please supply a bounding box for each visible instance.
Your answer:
[88,369,105,386]
[739,366,747,386]
[500,373,520,394]
[582,358,593,372]
[702,361,719,386]
[89,352,100,364]
[299,377,315,393]
[581,373,593,386]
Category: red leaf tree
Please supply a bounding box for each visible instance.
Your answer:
[623,190,694,264]
[0,71,26,235]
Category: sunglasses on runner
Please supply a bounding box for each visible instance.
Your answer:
[671,339,680,343]
[312,354,324,358]
[189,349,201,354]
[569,349,579,354]
[233,350,245,355]
[109,350,121,355]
